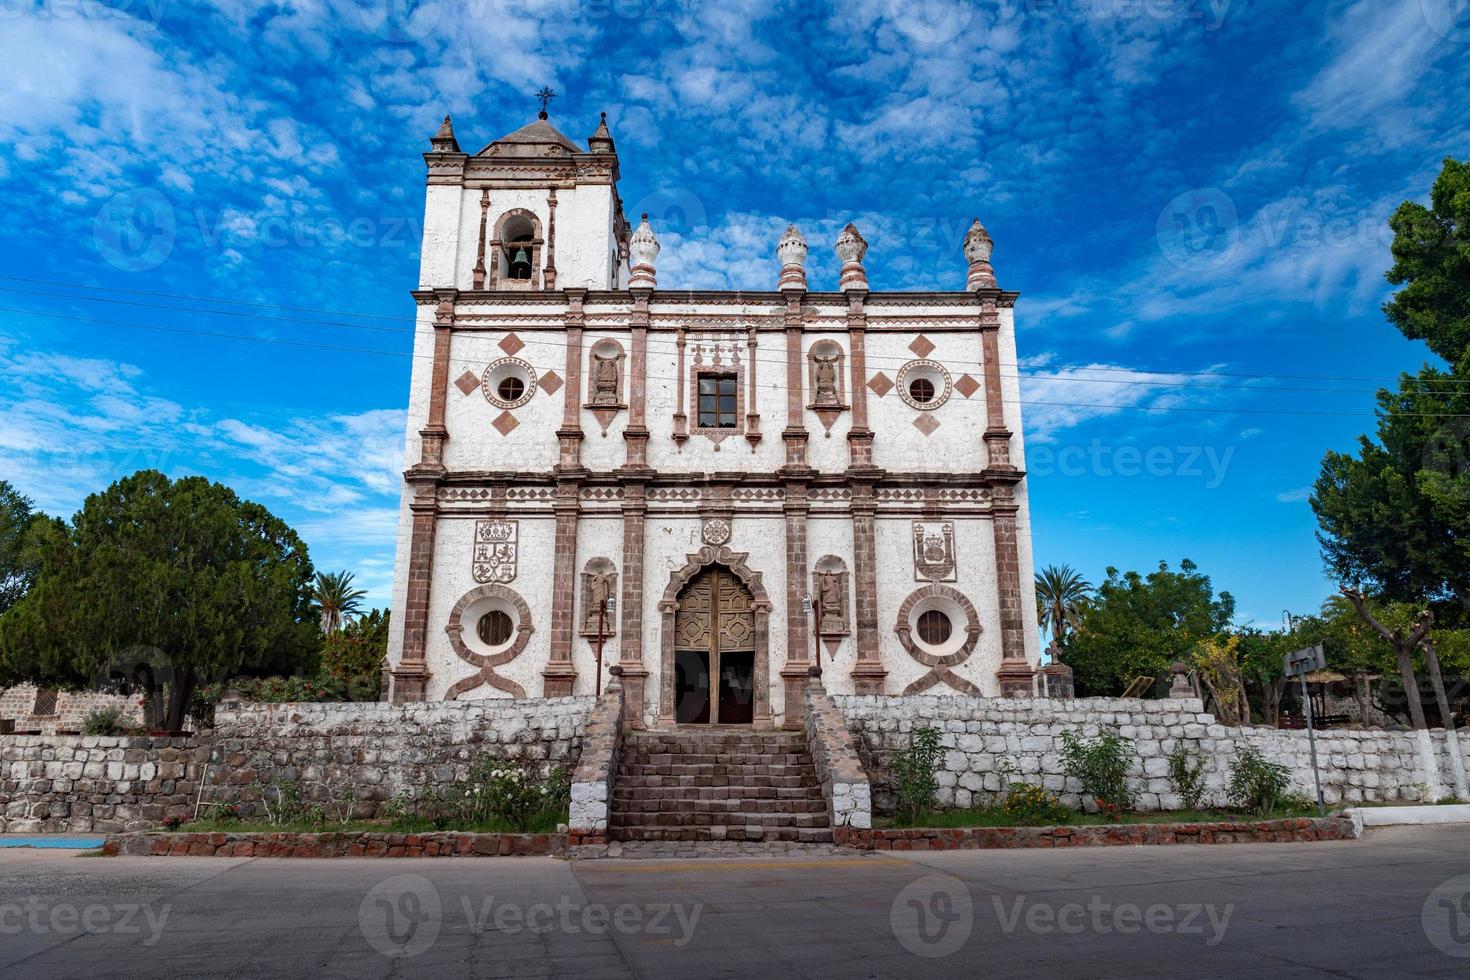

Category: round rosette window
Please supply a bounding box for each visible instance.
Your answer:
[907,592,969,657]
[897,359,952,410]
[482,357,538,409]
[461,593,521,656]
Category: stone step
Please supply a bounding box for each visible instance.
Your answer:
[610,810,831,829]
[608,825,835,844]
[613,784,823,802]
[624,734,809,753]
[617,762,815,778]
[614,758,811,769]
[615,774,819,790]
[611,797,829,816]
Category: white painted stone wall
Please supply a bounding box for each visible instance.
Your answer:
[835,695,1470,814]
[0,685,143,735]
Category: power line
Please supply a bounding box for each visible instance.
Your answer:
[5,306,1469,422]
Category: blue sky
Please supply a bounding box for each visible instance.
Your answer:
[1,0,1467,628]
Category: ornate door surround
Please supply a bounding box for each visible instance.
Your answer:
[658,546,772,728]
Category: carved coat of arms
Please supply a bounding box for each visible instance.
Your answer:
[473,520,518,583]
[912,521,957,582]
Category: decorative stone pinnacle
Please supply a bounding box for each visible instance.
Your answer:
[429,114,460,153]
[964,217,997,290]
[835,222,869,291]
[777,224,808,290]
[628,213,660,290]
[588,111,615,153]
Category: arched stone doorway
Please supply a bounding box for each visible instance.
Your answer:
[658,546,772,727]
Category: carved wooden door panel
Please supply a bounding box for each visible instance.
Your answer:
[675,566,755,724]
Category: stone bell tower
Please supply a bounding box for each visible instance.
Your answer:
[418,107,631,293]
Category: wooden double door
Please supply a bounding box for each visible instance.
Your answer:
[673,565,755,724]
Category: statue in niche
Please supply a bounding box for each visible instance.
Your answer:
[585,569,614,630]
[591,353,619,405]
[813,355,840,406]
[817,569,843,630]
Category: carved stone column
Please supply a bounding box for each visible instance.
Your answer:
[979,298,1031,695]
[844,290,885,693]
[617,482,649,727]
[394,292,456,702]
[778,289,814,727]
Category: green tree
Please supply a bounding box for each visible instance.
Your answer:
[1382,156,1470,364]
[0,471,320,730]
[1035,564,1093,646]
[1312,157,1470,618]
[310,570,368,634]
[1061,560,1235,697]
[0,480,38,615]
[321,608,390,700]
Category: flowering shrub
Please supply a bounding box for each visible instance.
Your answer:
[1058,730,1138,812]
[384,757,570,833]
[1000,784,1074,826]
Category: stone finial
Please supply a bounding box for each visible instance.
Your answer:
[588,111,615,154]
[628,214,660,290]
[430,114,461,154]
[1168,661,1195,699]
[964,218,996,290]
[835,223,869,291]
[777,224,808,290]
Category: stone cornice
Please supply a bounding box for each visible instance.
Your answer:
[411,288,1020,308]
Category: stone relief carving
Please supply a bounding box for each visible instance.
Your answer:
[701,518,732,545]
[912,521,957,582]
[472,520,518,584]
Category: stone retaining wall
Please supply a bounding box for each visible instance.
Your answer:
[568,682,624,844]
[834,695,1470,814]
[2,698,597,832]
[1,735,204,833]
[834,816,1358,850]
[0,684,144,736]
[803,678,872,831]
[105,830,564,858]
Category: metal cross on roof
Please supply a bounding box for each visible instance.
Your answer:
[536,87,558,117]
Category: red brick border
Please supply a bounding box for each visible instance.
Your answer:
[104,831,567,858]
[834,816,1358,850]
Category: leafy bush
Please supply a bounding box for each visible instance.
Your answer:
[383,756,570,833]
[259,778,324,827]
[999,784,1074,826]
[892,726,944,826]
[82,705,127,736]
[321,609,389,699]
[1227,745,1292,816]
[1058,730,1138,812]
[1167,745,1208,811]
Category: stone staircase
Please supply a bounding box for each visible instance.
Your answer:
[609,729,832,843]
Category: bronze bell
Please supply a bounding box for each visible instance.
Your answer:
[509,246,532,280]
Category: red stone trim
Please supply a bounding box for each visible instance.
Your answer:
[834,817,1359,851]
[106,831,566,859]
[444,584,533,699]
[893,584,983,695]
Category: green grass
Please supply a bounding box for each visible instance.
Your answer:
[162,809,566,836]
[880,802,1324,830]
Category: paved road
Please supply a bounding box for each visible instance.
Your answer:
[2,826,1470,978]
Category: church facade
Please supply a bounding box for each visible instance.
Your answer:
[384,110,1043,729]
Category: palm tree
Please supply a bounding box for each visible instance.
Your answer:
[1035,564,1094,647]
[311,570,368,634]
